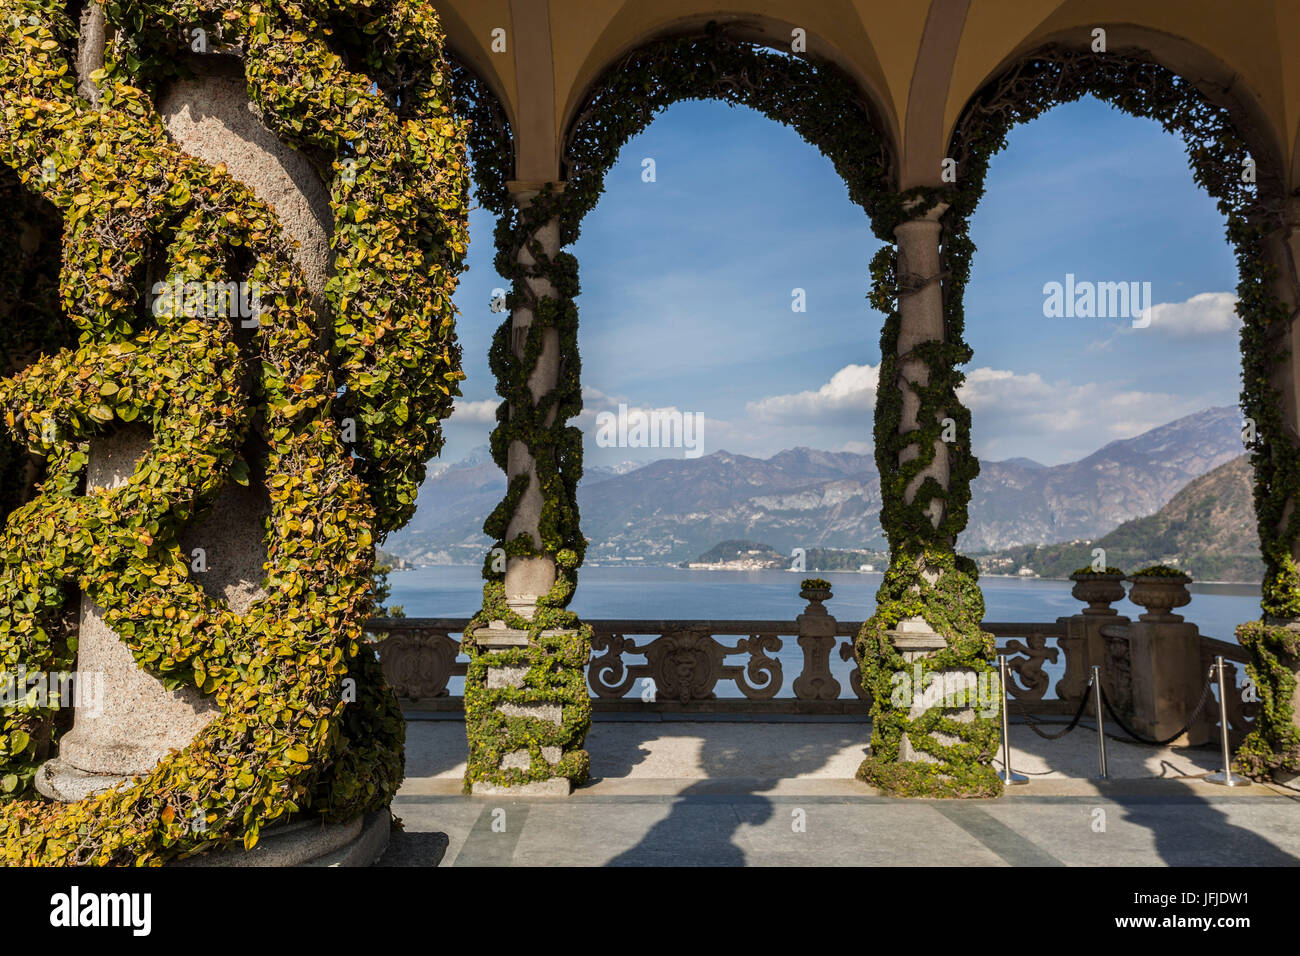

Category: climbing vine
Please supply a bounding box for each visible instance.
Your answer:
[856,42,1300,795]
[855,182,998,797]
[0,0,468,863]
[942,44,1299,783]
[452,23,896,790]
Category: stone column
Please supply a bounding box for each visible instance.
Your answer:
[467,181,583,796]
[36,429,271,800]
[858,197,1000,796]
[499,182,566,620]
[887,202,977,729]
[36,54,327,802]
[1235,198,1300,787]
[893,203,950,533]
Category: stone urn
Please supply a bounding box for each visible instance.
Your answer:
[1126,571,1192,622]
[799,580,833,605]
[1069,571,1127,615]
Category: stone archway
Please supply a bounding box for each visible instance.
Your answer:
[452,22,900,795]
[856,33,1300,794]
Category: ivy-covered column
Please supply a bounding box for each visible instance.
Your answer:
[1236,197,1300,787]
[462,182,592,796]
[855,198,1001,797]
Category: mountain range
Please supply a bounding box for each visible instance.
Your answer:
[980,453,1261,582]
[384,406,1247,569]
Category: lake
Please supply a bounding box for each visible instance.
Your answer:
[387,564,1261,640]
[390,565,1258,638]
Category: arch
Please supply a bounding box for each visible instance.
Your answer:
[455,22,900,794]
[557,22,899,243]
[436,4,517,133]
[947,27,1290,207]
[560,9,901,171]
[937,39,1300,778]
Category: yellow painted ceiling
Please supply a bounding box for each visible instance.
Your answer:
[432,0,1300,190]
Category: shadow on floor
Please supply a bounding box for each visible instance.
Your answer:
[379,829,450,867]
[1114,792,1300,866]
[599,721,860,866]
[402,718,468,780]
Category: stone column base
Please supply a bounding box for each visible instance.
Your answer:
[470,778,572,797]
[1273,770,1300,792]
[33,761,391,865]
[467,622,580,795]
[33,757,126,802]
[172,811,390,867]
[886,620,983,766]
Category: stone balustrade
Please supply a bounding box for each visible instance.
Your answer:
[368,578,1258,745]
[371,616,1080,713]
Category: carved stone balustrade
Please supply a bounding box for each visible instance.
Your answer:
[588,621,784,703]
[369,618,467,704]
[367,615,1090,717]
[364,581,1253,758]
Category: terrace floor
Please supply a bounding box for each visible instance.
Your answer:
[381,715,1300,866]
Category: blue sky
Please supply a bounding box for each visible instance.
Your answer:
[438,95,1241,468]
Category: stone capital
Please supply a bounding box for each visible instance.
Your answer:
[895,197,949,232]
[507,179,566,202]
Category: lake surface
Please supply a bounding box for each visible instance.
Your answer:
[388,565,1261,642]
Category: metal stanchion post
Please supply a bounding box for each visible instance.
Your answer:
[1205,655,1249,787]
[1091,665,1107,779]
[998,655,1027,785]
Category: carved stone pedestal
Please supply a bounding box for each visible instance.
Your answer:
[889,618,979,764]
[469,621,575,797]
[794,587,841,701]
[1127,619,1209,746]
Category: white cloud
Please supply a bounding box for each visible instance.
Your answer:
[1143,292,1239,338]
[449,399,499,424]
[1089,292,1239,350]
[959,367,1203,461]
[745,363,879,422]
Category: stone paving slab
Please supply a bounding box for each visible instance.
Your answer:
[382,793,1300,867]
[385,715,1300,866]
[402,714,1241,788]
